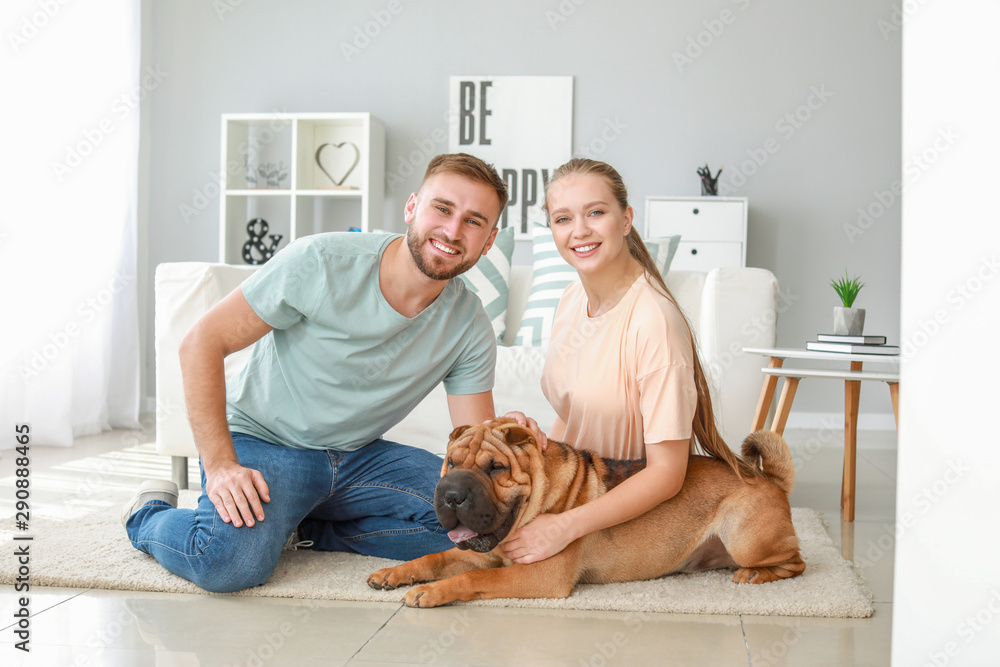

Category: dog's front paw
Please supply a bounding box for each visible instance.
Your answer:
[367,566,415,591]
[403,583,454,608]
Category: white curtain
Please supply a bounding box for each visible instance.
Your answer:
[0,1,141,448]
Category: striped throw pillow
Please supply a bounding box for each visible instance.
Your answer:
[459,225,516,341]
[649,234,681,277]
[512,225,577,347]
[513,226,681,347]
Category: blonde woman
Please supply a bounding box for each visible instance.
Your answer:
[503,159,753,565]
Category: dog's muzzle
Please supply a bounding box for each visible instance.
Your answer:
[434,469,517,552]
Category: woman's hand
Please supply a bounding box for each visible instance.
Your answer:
[501,512,578,564]
[498,411,548,450]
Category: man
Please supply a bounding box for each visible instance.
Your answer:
[124,153,538,593]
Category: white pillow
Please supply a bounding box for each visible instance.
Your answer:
[458,225,515,342]
[513,226,680,347]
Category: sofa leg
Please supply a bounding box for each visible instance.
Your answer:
[171,456,189,490]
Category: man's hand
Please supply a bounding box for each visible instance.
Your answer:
[500,411,548,450]
[204,462,270,528]
[501,512,577,564]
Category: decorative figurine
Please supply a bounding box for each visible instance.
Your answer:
[257,161,289,189]
[315,141,360,187]
[242,218,283,265]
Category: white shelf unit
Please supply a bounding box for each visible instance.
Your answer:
[219,113,385,264]
[644,196,748,271]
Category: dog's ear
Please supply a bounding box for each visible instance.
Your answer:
[501,423,536,449]
[449,425,471,442]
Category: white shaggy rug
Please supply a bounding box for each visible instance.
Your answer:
[0,490,873,618]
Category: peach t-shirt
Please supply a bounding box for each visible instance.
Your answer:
[541,273,697,460]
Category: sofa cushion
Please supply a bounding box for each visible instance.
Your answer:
[513,225,681,347]
[663,270,707,339]
[458,225,515,341]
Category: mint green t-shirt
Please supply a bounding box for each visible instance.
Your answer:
[225,232,496,451]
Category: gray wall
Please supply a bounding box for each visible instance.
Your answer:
[141,0,901,423]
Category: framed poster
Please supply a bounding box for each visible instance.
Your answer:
[448,76,573,236]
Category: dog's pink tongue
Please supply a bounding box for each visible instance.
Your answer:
[447,525,479,543]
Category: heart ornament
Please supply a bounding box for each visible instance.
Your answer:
[315,141,360,187]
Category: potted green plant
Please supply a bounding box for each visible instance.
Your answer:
[830,272,866,335]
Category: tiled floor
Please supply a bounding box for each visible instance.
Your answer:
[0,423,896,666]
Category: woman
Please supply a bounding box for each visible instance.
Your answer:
[502,158,753,565]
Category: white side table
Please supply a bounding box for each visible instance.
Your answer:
[743,347,900,522]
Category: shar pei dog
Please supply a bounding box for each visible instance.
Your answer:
[367,418,805,607]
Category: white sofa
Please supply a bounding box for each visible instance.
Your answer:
[155,261,780,487]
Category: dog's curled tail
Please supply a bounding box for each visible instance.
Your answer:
[741,430,795,496]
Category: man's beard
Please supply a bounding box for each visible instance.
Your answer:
[405,227,484,280]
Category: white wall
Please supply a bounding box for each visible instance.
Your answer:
[893,1,1000,664]
[140,0,902,427]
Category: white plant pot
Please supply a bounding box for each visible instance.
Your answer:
[833,307,866,336]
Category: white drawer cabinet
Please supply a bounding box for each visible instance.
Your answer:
[644,197,748,271]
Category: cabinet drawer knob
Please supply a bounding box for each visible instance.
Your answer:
[690,248,698,255]
[692,208,700,215]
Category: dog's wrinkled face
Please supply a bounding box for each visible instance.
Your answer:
[434,419,539,553]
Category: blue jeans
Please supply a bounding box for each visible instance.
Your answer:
[125,432,453,593]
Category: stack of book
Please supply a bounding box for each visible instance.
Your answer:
[806,334,900,355]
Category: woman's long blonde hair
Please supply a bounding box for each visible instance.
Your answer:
[544,158,753,478]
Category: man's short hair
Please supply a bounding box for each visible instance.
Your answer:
[421,153,509,225]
